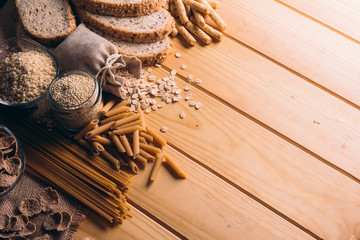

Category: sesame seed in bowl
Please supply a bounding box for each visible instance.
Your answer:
[0,37,59,109]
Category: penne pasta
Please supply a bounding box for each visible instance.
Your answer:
[126,158,139,175]
[163,155,187,179]
[139,149,155,161]
[100,112,128,125]
[146,127,167,146]
[109,132,126,153]
[115,120,143,130]
[139,132,154,142]
[139,143,162,155]
[135,155,147,167]
[90,141,105,152]
[74,119,99,140]
[137,107,146,129]
[90,135,112,145]
[132,130,140,159]
[104,105,130,118]
[85,121,115,139]
[139,136,147,144]
[101,150,121,170]
[113,125,145,136]
[119,135,133,157]
[100,99,117,114]
[149,154,163,181]
[112,114,140,129]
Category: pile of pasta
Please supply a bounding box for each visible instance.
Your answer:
[75,99,187,181]
[169,0,226,45]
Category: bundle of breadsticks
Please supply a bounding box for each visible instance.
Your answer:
[74,99,187,182]
[168,0,226,45]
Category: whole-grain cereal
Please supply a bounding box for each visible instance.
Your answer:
[0,51,56,104]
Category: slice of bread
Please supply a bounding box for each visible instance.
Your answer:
[76,8,175,43]
[15,0,76,46]
[70,0,166,17]
[92,27,173,65]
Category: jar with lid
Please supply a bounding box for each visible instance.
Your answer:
[47,70,103,131]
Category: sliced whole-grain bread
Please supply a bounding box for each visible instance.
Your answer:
[76,8,175,43]
[92,27,173,65]
[70,0,166,17]
[15,0,76,46]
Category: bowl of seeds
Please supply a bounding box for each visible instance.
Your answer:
[0,124,26,198]
[0,37,59,108]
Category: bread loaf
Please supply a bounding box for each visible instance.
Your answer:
[76,8,175,43]
[15,0,76,46]
[70,0,166,17]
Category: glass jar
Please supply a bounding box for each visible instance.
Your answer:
[47,70,103,131]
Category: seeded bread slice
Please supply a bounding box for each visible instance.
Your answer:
[15,0,76,46]
[76,8,175,43]
[91,27,173,65]
[70,0,166,17]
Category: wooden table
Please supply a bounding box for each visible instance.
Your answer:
[74,0,358,239]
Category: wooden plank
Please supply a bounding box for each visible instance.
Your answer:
[212,0,360,106]
[75,207,180,240]
[140,67,360,239]
[277,0,360,43]
[128,147,315,240]
[163,36,360,182]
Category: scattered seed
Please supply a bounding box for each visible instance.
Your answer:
[185,94,192,101]
[151,105,158,111]
[144,109,151,114]
[195,102,202,110]
[180,64,187,70]
[179,112,185,119]
[160,127,168,133]
[166,98,172,104]
[189,101,196,107]
[148,75,156,82]
[195,79,202,84]
[154,63,161,68]
[171,70,176,76]
[175,89,182,95]
[188,74,193,81]
[175,52,181,58]
[147,67,152,72]
[184,86,191,91]
[157,102,164,108]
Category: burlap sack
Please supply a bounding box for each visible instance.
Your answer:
[53,24,142,98]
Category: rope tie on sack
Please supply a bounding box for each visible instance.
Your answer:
[95,53,124,87]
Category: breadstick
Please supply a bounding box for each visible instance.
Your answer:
[198,0,226,30]
[112,114,140,128]
[104,105,130,118]
[192,9,206,27]
[119,135,133,157]
[132,130,140,159]
[176,22,196,45]
[206,0,218,9]
[169,0,178,17]
[185,21,212,44]
[109,132,126,153]
[139,143,162,155]
[73,119,99,140]
[101,150,121,170]
[85,121,115,139]
[164,155,187,179]
[146,127,167,146]
[183,0,211,14]
[100,99,117,114]
[100,112,128,125]
[113,125,145,136]
[184,4,191,18]
[171,27,179,37]
[174,0,189,24]
[190,16,223,41]
[150,154,163,181]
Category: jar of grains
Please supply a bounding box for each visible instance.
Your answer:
[47,70,103,131]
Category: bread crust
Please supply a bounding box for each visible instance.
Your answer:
[76,8,175,43]
[15,0,76,46]
[71,0,167,17]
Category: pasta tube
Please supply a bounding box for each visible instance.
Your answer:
[150,154,163,181]
[74,119,99,140]
[146,127,167,146]
[164,155,187,179]
[119,135,133,157]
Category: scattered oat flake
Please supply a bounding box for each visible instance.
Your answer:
[151,105,158,111]
[189,101,196,107]
[195,79,202,84]
[185,94,192,101]
[175,52,181,58]
[154,64,161,68]
[148,75,156,82]
[179,112,185,119]
[157,103,164,108]
[180,64,187,70]
[147,67,152,72]
[171,70,176,76]
[188,74,193,81]
[144,109,151,114]
[160,127,168,133]
[195,102,202,110]
[184,86,190,91]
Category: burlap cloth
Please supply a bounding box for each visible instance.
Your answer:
[0,1,88,239]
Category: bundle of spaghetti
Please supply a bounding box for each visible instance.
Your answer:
[77,100,187,181]
[0,109,132,223]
